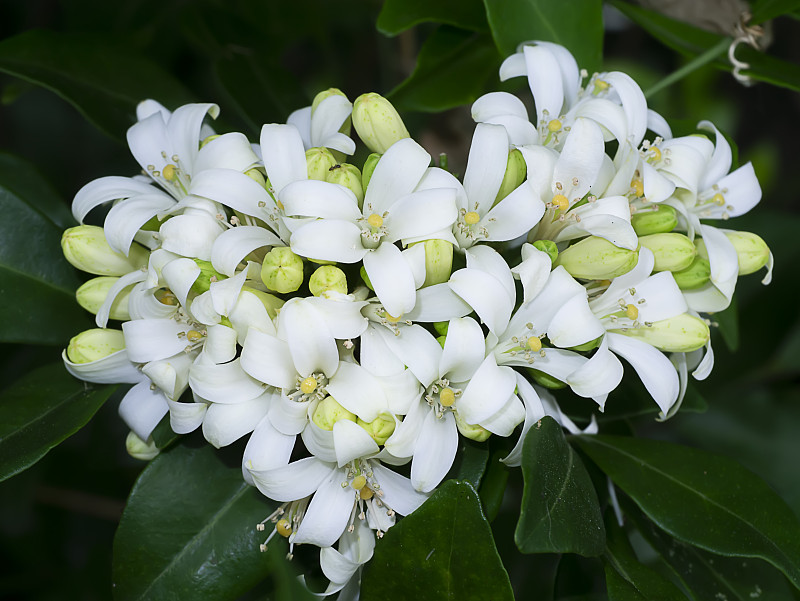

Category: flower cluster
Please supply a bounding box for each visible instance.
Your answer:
[60,42,771,595]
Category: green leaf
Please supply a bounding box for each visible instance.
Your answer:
[453,439,490,488]
[361,480,514,601]
[113,442,311,601]
[574,435,800,590]
[0,152,92,345]
[0,30,193,138]
[515,416,605,556]
[478,448,510,522]
[750,0,800,24]
[377,0,488,35]
[0,362,116,482]
[389,26,500,113]
[483,0,603,73]
[715,295,740,352]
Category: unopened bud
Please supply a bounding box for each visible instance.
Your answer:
[725,231,771,275]
[309,265,348,296]
[326,163,364,208]
[362,153,381,191]
[192,259,227,295]
[352,93,409,154]
[62,225,148,276]
[638,233,696,272]
[611,313,710,353]
[554,236,638,280]
[312,396,357,430]
[240,286,284,319]
[261,247,304,294]
[418,239,453,287]
[672,255,711,290]
[357,413,396,445]
[66,328,126,364]
[200,134,220,149]
[125,431,159,460]
[311,88,349,114]
[360,265,373,290]
[528,369,567,390]
[433,321,449,336]
[454,413,491,442]
[532,239,558,263]
[631,204,678,236]
[494,149,527,205]
[76,276,132,321]
[306,147,338,181]
[245,167,267,188]
[569,335,603,352]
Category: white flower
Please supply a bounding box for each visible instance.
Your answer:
[287,91,356,155]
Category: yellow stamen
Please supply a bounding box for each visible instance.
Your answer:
[626,304,639,320]
[351,475,367,490]
[276,518,292,537]
[368,213,383,228]
[186,330,203,343]
[594,79,609,92]
[359,487,374,500]
[547,119,562,132]
[631,179,644,197]
[650,147,662,162]
[464,211,480,225]
[385,312,402,324]
[276,199,285,210]
[439,387,456,407]
[155,289,178,306]
[551,194,569,211]
[162,164,177,181]
[713,193,725,206]
[527,336,542,352]
[300,377,317,394]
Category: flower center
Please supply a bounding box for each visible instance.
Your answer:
[527,336,542,352]
[625,304,639,320]
[547,119,562,132]
[289,372,327,403]
[367,213,383,228]
[351,475,367,490]
[300,376,317,394]
[425,378,462,417]
[464,211,480,225]
[439,387,456,407]
[551,194,569,211]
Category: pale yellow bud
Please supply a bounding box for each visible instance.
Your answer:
[261,247,304,294]
[352,93,410,154]
[362,153,381,190]
[311,88,349,114]
[631,204,678,236]
[638,233,696,272]
[76,276,132,321]
[493,149,527,205]
[611,313,710,353]
[417,239,454,287]
[528,369,567,390]
[554,236,638,280]
[309,265,348,296]
[191,259,227,295]
[326,163,364,208]
[454,413,491,442]
[245,168,267,188]
[125,431,160,460]
[725,231,771,275]
[672,256,711,290]
[312,396,357,430]
[66,328,126,364]
[62,225,148,276]
[532,240,558,263]
[306,147,338,181]
[240,286,284,319]
[357,413,396,445]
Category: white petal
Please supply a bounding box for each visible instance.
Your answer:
[498,52,526,81]
[269,393,312,435]
[553,117,605,201]
[123,319,191,362]
[287,106,312,148]
[303,296,368,340]
[574,98,628,145]
[411,411,459,493]
[403,283,472,323]
[161,258,200,307]
[242,413,296,484]
[190,168,275,218]
[381,371,423,415]
[141,351,193,400]
[293,472,354,547]
[377,324,442,388]
[607,333,679,414]
[384,398,426,459]
[165,103,219,174]
[166,398,207,434]
[193,132,259,173]
[713,162,761,217]
[281,179,362,221]
[479,393,525,436]
[333,419,380,466]
[209,269,247,317]
[62,349,144,385]
[280,298,340,378]
[301,420,337,463]
[202,324,238,364]
[604,71,647,144]
[472,91,529,121]
[118,381,169,440]
[363,138,431,215]
[359,325,405,376]
[387,188,458,243]
[501,373,545,467]
[647,109,672,139]
[188,357,266,404]
[211,226,283,277]
[159,213,223,261]
[512,244,552,305]
[72,176,158,223]
[566,338,623,403]
[440,317,485,383]
[518,144,559,200]
[372,463,429,515]
[482,183,546,242]
[697,121,732,190]
[260,123,308,195]
[463,123,508,212]
[104,194,175,255]
[311,94,354,151]
[326,362,388,422]
[522,44,563,124]
[363,243,417,318]
[290,219,367,263]
[96,269,147,328]
[449,268,513,335]
[240,330,296,389]
[228,290,277,342]
[457,356,517,424]
[548,294,606,348]
[202,393,271,448]
[250,457,333,502]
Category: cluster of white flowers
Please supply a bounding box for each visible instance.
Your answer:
[60,42,772,596]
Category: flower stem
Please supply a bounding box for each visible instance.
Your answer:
[645,38,731,99]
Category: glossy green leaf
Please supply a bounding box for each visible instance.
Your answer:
[377,0,488,35]
[0,153,91,344]
[113,442,312,601]
[483,0,603,73]
[715,295,740,352]
[453,439,490,489]
[478,449,510,522]
[0,30,193,138]
[389,26,500,112]
[515,417,605,556]
[574,435,800,589]
[750,0,800,24]
[361,480,514,601]
[0,362,116,482]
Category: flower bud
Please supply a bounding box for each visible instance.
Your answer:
[569,335,603,352]
[125,431,159,461]
[638,233,696,272]
[672,256,711,290]
[309,265,348,296]
[191,259,227,295]
[532,239,558,263]
[352,93,410,154]
[260,247,304,294]
[306,147,338,181]
[725,231,771,275]
[631,204,678,236]
[62,225,148,276]
[611,313,710,353]
[359,265,374,290]
[454,413,491,442]
[200,134,220,149]
[419,239,454,287]
[554,236,638,280]
[240,286,284,319]
[493,149,527,205]
[66,328,126,364]
[433,321,449,336]
[357,413,396,445]
[326,163,364,208]
[312,87,349,114]
[528,369,567,390]
[245,167,267,188]
[312,396,357,430]
[76,276,132,321]
[362,153,381,190]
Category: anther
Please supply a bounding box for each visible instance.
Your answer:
[276,518,292,537]
[360,487,374,500]
[186,330,203,343]
[626,304,639,320]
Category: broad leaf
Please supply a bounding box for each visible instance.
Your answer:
[453,438,490,488]
[574,435,800,590]
[0,362,116,482]
[750,0,800,24]
[483,0,603,73]
[0,153,92,344]
[113,442,312,601]
[515,417,605,556]
[361,480,514,601]
[0,30,193,138]
[389,26,500,112]
[715,295,740,352]
[478,448,510,522]
[377,0,488,35]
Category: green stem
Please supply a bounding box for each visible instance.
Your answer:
[644,38,731,99]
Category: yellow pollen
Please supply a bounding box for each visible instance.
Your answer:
[300,377,317,394]
[713,193,725,206]
[464,211,480,225]
[631,179,644,197]
[351,475,367,490]
[368,213,383,228]
[626,304,639,320]
[527,336,542,352]
[276,518,292,537]
[547,119,562,132]
[186,330,203,343]
[359,487,374,500]
[276,200,285,210]
[650,147,662,162]
[162,164,177,181]
[439,388,456,407]
[552,194,569,211]
[594,79,609,91]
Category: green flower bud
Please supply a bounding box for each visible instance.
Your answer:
[360,265,374,290]
[454,413,491,442]
[326,163,364,208]
[638,233,696,272]
[312,87,349,114]
[362,153,381,190]
[312,396,357,430]
[569,335,603,352]
[125,431,159,461]
[417,239,454,287]
[493,149,527,205]
[309,265,348,296]
[554,236,638,280]
[352,93,410,154]
[76,276,132,321]
[528,369,567,389]
[306,147,338,181]
[245,167,267,188]
[261,247,304,294]
[611,313,709,353]
[191,259,227,295]
[631,204,678,236]
[200,134,220,148]
[725,231,771,275]
[433,321,449,336]
[66,328,126,364]
[532,239,559,263]
[240,286,284,319]
[672,255,711,290]
[62,225,148,276]
[357,413,396,445]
